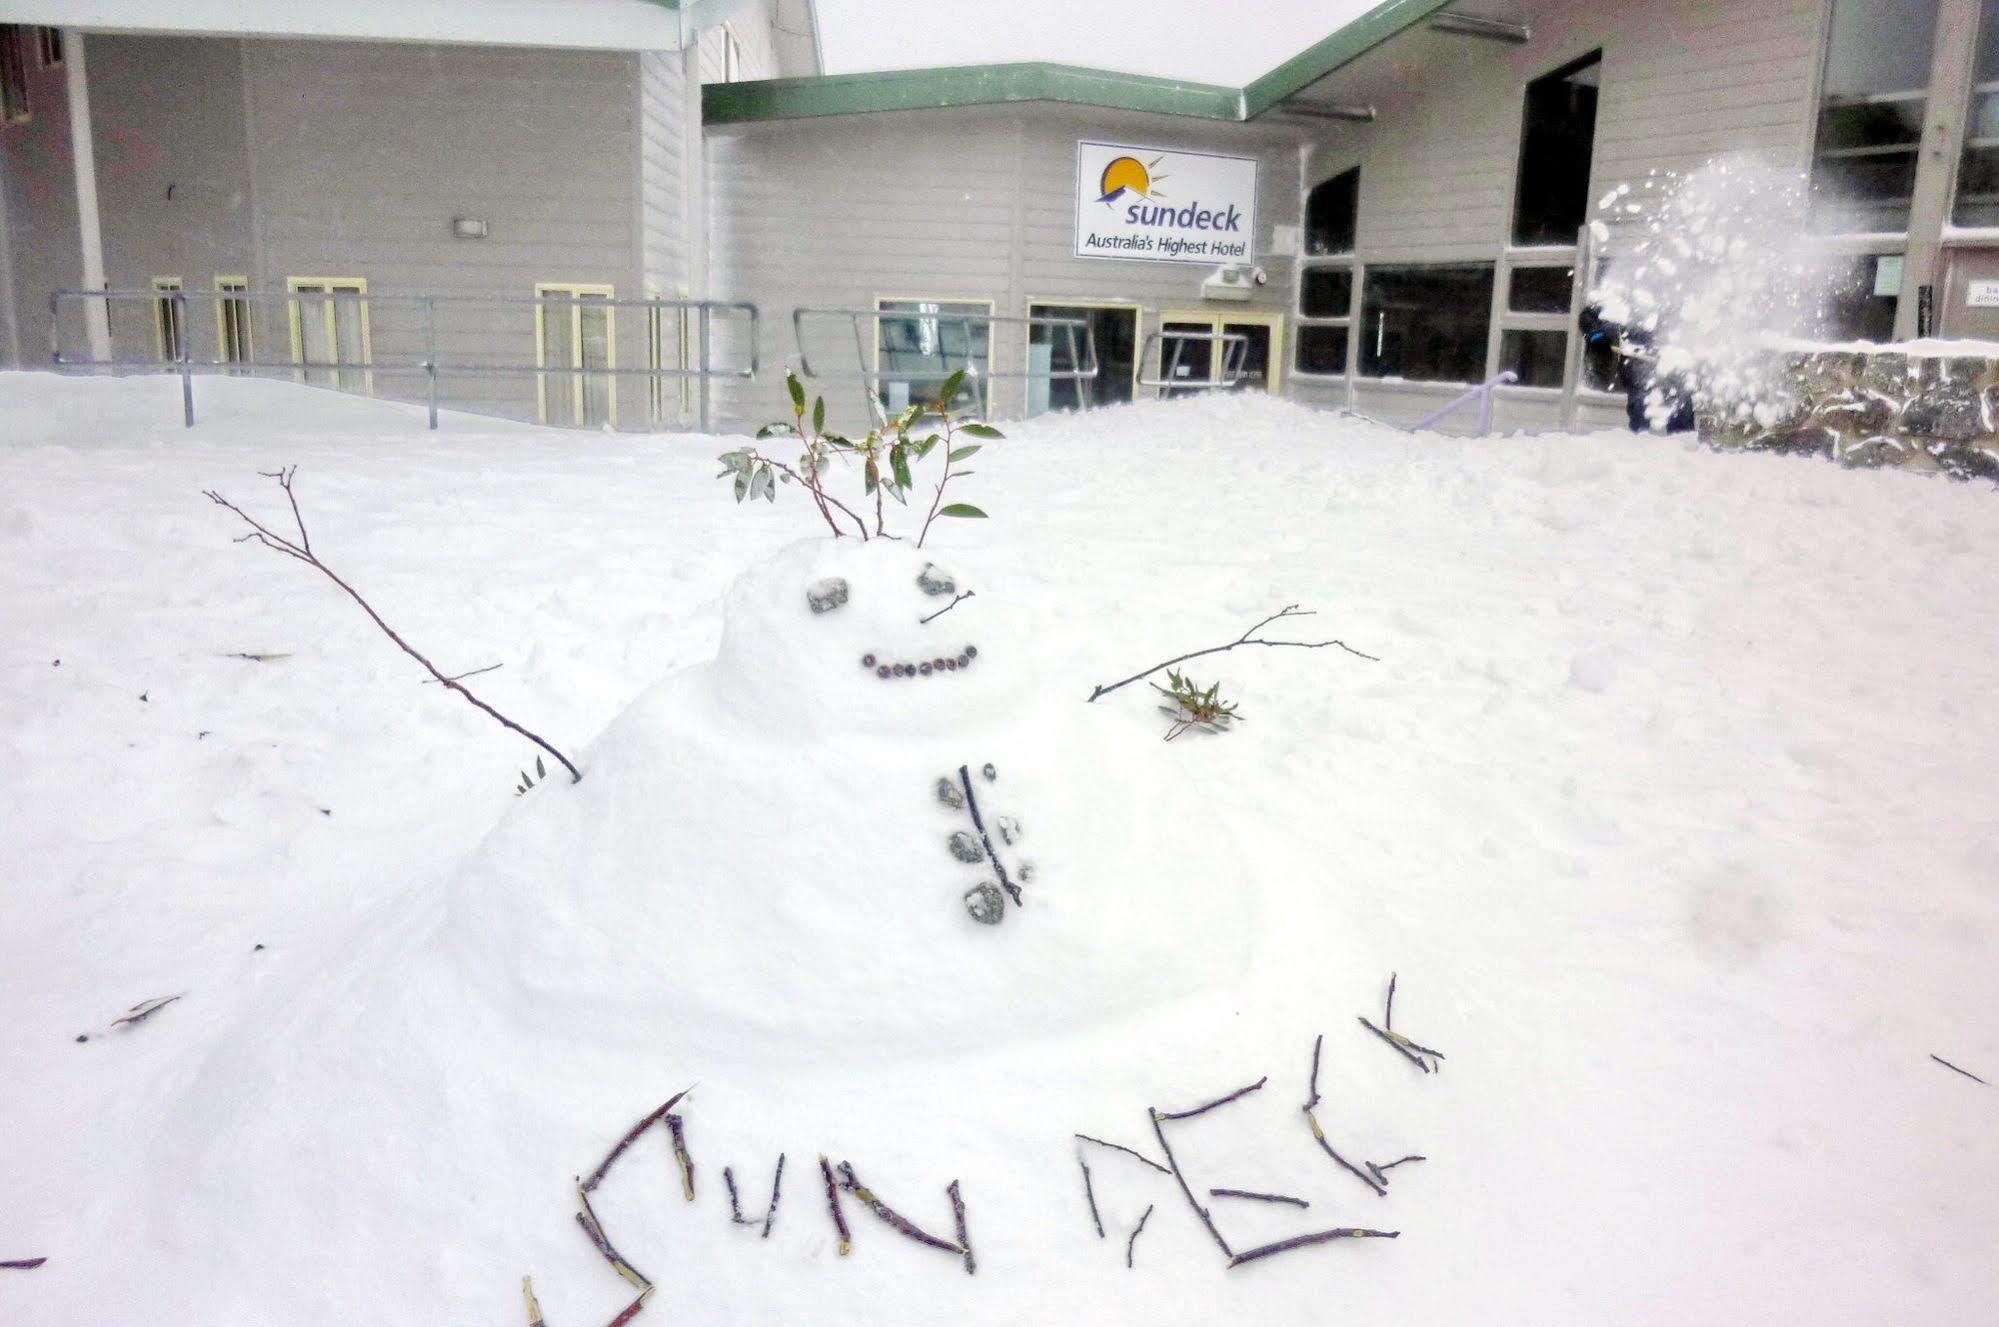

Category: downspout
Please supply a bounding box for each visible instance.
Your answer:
[63,29,111,363]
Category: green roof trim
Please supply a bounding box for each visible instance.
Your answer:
[704,0,1458,126]
[704,62,1241,125]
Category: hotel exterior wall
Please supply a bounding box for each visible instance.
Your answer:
[706,102,1304,434]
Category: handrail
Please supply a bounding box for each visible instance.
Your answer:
[1412,369,1519,435]
[47,288,760,431]
[1136,328,1252,392]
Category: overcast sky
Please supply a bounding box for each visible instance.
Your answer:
[813,1,1381,83]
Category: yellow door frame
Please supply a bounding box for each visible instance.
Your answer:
[150,277,184,363]
[286,277,372,394]
[214,275,252,365]
[1155,307,1286,393]
[535,282,618,428]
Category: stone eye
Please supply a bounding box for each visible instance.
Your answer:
[807,577,849,614]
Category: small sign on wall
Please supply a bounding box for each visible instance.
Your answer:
[1075,141,1258,265]
[1965,279,1999,308]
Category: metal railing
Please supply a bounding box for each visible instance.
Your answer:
[1136,329,1252,392]
[48,288,760,431]
[791,307,1099,423]
[1411,369,1519,435]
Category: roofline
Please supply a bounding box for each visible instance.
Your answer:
[704,0,1459,126]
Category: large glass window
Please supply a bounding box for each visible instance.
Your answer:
[1026,303,1136,413]
[1821,252,1903,340]
[1956,0,1999,226]
[876,299,991,414]
[1297,168,1358,377]
[1810,0,1942,233]
[1512,52,1602,246]
[1305,168,1358,256]
[1359,265,1495,383]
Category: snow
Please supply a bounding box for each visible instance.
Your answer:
[1764,335,1999,359]
[4,372,1998,1327]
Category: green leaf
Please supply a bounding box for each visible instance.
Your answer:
[755,422,788,440]
[891,443,912,491]
[733,471,749,503]
[535,756,545,778]
[811,396,825,433]
[948,444,982,462]
[958,423,1004,439]
[787,373,806,411]
[939,368,967,403]
[863,463,878,495]
[937,503,987,519]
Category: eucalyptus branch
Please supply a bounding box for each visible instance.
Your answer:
[204,469,582,784]
[1086,605,1379,703]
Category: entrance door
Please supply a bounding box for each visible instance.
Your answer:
[288,277,372,393]
[1940,246,1999,339]
[536,283,617,427]
[1152,311,1284,398]
[1025,302,1138,413]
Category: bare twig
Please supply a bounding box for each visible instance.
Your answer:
[948,1180,976,1275]
[1375,1154,1426,1172]
[205,469,581,783]
[1079,1154,1105,1238]
[583,1089,691,1194]
[666,1114,695,1202]
[421,662,502,685]
[1149,1107,1232,1259]
[605,1288,652,1327]
[1209,1188,1309,1209]
[111,994,183,1029]
[1159,1076,1267,1121]
[1304,1035,1386,1197]
[1075,1133,1171,1175]
[958,764,1020,906]
[1385,972,1397,1030]
[1358,1016,1434,1074]
[724,1166,746,1224]
[0,1258,47,1271]
[521,1275,545,1327]
[225,651,290,662]
[764,1154,785,1238]
[819,1156,851,1256]
[1125,1204,1154,1269]
[918,590,974,625]
[836,1162,965,1264]
[1086,605,1379,702]
[1932,1054,1990,1085]
[575,1182,650,1289]
[1227,1226,1399,1269]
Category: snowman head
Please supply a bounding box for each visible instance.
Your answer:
[710,538,1024,738]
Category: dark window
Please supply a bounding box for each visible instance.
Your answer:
[1300,267,1352,318]
[1508,266,1574,313]
[1956,0,1999,226]
[1512,52,1601,245]
[37,27,61,67]
[1498,329,1568,388]
[1295,324,1349,376]
[1027,304,1137,411]
[1811,0,1941,232]
[1305,168,1358,256]
[1820,253,1900,341]
[1,26,30,123]
[1359,264,1495,383]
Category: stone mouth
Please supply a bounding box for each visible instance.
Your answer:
[860,644,979,679]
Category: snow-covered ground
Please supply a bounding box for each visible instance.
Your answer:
[3,372,1996,1326]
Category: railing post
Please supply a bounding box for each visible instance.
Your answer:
[425,297,440,431]
[1477,380,1495,436]
[175,291,195,428]
[697,303,712,433]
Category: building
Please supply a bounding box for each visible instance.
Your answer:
[4,1,1997,435]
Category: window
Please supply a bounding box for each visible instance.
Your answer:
[151,279,186,363]
[1025,302,1138,413]
[875,298,991,414]
[535,283,617,427]
[1155,312,1282,396]
[1821,252,1901,340]
[1358,264,1495,383]
[1507,266,1574,314]
[2,26,30,123]
[287,278,372,394]
[1304,168,1358,257]
[1297,168,1358,378]
[722,23,744,82]
[1513,51,1602,246]
[1497,265,1577,387]
[36,26,61,68]
[215,277,252,366]
[1956,0,1999,226]
[1810,0,1942,233]
[1497,329,1567,388]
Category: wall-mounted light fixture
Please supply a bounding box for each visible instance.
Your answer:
[450,216,489,240]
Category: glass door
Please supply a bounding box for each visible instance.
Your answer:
[1025,302,1138,413]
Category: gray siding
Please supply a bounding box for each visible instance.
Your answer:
[707,102,1303,434]
[1,38,84,367]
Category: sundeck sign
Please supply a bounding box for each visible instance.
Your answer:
[1074,141,1258,265]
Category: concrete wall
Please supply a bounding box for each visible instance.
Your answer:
[706,102,1304,433]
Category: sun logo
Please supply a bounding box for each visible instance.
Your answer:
[1098,155,1168,205]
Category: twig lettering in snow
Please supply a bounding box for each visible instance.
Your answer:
[1159,1076,1268,1121]
[1086,605,1378,703]
[1304,1035,1386,1197]
[724,1166,746,1224]
[1227,1226,1399,1269]
[583,1089,691,1193]
[575,1182,650,1289]
[958,764,1020,906]
[763,1154,786,1238]
[666,1114,695,1201]
[0,1258,47,1271]
[1209,1188,1309,1209]
[1931,1054,1990,1085]
[948,1180,976,1275]
[1385,972,1397,1029]
[819,1156,852,1256]
[1125,1204,1154,1269]
[1149,1107,1233,1259]
[1079,1154,1105,1238]
[836,1162,975,1274]
[521,1275,546,1327]
[1358,1016,1435,1074]
[1074,1133,1171,1175]
[605,1288,652,1327]
[1366,1155,1427,1187]
[205,468,581,783]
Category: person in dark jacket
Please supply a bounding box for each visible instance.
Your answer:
[1579,304,1694,433]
